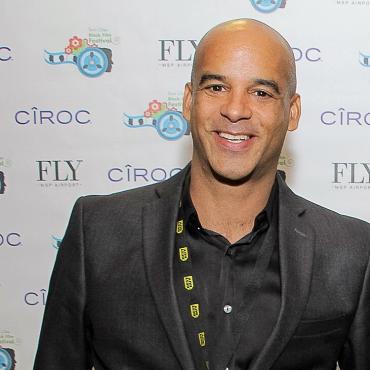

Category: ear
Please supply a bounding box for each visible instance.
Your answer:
[182,82,193,122]
[287,93,301,132]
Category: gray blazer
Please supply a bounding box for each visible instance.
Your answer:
[34,165,370,370]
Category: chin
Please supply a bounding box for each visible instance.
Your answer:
[209,164,255,185]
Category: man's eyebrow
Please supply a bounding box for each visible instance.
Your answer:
[253,78,281,94]
[198,73,227,85]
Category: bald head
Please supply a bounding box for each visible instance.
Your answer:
[191,19,297,97]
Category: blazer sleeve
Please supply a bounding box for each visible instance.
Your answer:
[338,254,370,369]
[33,198,92,370]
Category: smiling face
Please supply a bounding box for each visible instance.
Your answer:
[183,19,300,183]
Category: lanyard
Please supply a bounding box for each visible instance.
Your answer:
[175,211,210,369]
[175,195,276,370]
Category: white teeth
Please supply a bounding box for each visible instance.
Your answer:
[219,132,250,142]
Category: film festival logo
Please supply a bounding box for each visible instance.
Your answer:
[0,157,11,195]
[123,94,190,141]
[278,154,294,168]
[36,160,83,188]
[332,162,370,190]
[359,51,370,68]
[52,235,62,249]
[44,28,119,77]
[0,171,6,195]
[0,331,19,370]
[0,347,15,370]
[250,0,287,13]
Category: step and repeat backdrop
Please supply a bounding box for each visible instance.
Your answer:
[1,0,370,368]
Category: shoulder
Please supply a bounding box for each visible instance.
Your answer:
[278,172,370,236]
[279,173,370,243]
[300,194,369,233]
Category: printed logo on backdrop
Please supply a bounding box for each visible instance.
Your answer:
[292,48,321,62]
[108,164,182,184]
[321,108,370,126]
[336,1,370,6]
[36,160,83,188]
[0,233,22,248]
[332,162,370,190]
[123,94,190,141]
[0,46,11,62]
[0,171,6,195]
[0,347,16,370]
[278,154,294,168]
[24,289,47,306]
[158,40,197,68]
[52,235,62,249]
[44,27,119,77]
[0,330,20,370]
[250,0,287,13]
[14,107,91,126]
[158,40,320,67]
[359,51,370,67]
[0,157,11,195]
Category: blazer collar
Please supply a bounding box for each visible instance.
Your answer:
[250,172,315,369]
[142,164,196,370]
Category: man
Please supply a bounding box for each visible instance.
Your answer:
[34,19,370,370]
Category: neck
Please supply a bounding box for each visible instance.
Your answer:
[189,163,276,243]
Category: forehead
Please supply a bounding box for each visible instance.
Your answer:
[194,27,290,85]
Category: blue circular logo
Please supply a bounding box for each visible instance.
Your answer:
[250,0,283,13]
[0,349,12,370]
[156,111,188,140]
[77,47,108,77]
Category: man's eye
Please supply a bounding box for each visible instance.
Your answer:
[254,90,270,97]
[207,85,225,92]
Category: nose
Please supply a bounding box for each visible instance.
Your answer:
[220,89,252,123]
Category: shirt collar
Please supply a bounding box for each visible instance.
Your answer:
[181,171,278,235]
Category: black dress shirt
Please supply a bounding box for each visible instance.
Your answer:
[174,176,281,370]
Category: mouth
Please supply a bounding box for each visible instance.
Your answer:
[217,132,251,143]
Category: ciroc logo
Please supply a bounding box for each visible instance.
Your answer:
[0,233,22,248]
[15,107,91,125]
[123,95,190,141]
[250,0,287,13]
[292,47,321,62]
[108,164,182,183]
[44,30,115,77]
[321,108,370,126]
[0,46,11,62]
[36,160,83,188]
[24,289,47,306]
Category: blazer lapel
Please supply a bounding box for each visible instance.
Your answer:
[250,175,315,370]
[142,167,196,370]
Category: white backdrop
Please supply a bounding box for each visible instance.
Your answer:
[1,0,370,368]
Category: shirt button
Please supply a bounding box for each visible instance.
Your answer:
[223,304,232,314]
